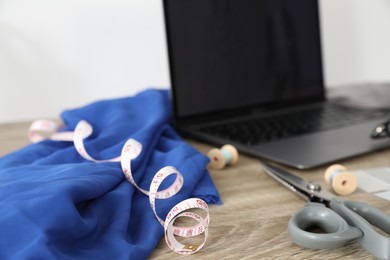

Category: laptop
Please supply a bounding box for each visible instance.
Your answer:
[163,0,390,169]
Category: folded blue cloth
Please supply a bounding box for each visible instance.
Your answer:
[0,89,221,259]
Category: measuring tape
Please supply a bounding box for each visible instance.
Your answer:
[28,119,210,254]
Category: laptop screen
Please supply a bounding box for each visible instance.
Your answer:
[164,0,324,120]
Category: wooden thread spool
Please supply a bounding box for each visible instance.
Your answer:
[324,164,357,196]
[207,144,239,170]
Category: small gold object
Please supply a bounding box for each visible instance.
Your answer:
[182,244,200,251]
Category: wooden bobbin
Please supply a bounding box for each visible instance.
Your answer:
[324,164,357,196]
[207,144,239,170]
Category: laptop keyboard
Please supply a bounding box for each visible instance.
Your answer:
[199,103,388,145]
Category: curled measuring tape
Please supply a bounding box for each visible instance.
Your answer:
[28,119,210,254]
[29,120,121,162]
[29,119,74,143]
[121,139,210,254]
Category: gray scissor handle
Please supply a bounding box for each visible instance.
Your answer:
[288,202,362,250]
[330,198,390,260]
[288,199,390,259]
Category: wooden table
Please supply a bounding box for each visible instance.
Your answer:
[1,121,390,259]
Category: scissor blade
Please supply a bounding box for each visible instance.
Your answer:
[262,161,307,187]
[261,161,335,203]
[261,161,310,202]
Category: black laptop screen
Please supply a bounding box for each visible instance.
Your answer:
[164,0,324,120]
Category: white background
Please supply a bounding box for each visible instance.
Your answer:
[0,0,389,123]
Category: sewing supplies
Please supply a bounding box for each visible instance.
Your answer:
[324,164,357,196]
[371,119,390,138]
[262,162,390,260]
[29,119,210,255]
[207,144,239,170]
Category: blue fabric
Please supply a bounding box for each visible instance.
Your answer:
[0,89,221,259]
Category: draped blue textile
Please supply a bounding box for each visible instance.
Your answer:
[0,89,221,259]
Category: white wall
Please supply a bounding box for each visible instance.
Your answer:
[320,0,390,87]
[0,0,169,123]
[0,0,389,123]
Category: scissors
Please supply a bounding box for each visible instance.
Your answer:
[371,119,390,138]
[261,161,390,259]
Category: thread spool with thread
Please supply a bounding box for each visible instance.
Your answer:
[207,144,239,170]
[324,164,357,196]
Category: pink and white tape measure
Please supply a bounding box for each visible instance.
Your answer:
[28,119,210,254]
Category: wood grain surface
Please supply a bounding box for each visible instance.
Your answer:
[1,121,389,259]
